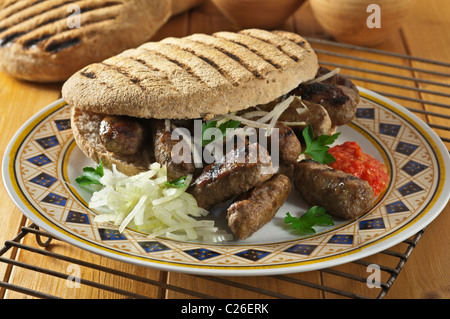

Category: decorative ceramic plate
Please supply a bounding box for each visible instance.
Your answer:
[3,88,450,276]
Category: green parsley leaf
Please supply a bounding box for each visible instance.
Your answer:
[302,125,340,164]
[218,119,241,134]
[165,176,188,188]
[75,160,104,191]
[201,120,241,146]
[201,121,218,146]
[284,206,334,235]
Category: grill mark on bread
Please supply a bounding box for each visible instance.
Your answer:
[0,0,121,49]
[0,1,119,40]
[0,0,78,29]
[45,36,81,52]
[239,29,308,63]
[1,0,120,25]
[142,48,209,87]
[168,47,234,85]
[197,56,223,76]
[214,31,294,69]
[129,57,161,73]
[139,42,233,88]
[160,37,252,86]
[98,52,187,94]
[29,1,120,31]
[15,16,116,51]
[0,31,25,46]
[22,33,52,48]
[0,0,45,19]
[110,47,204,94]
[222,39,282,69]
[209,44,262,79]
[187,33,279,80]
[111,54,167,79]
[100,61,146,90]
[80,70,96,79]
[188,32,290,79]
[243,33,299,62]
[40,17,116,51]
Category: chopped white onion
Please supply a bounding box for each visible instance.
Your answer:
[90,164,230,243]
[256,95,295,124]
[304,68,341,84]
[267,96,296,134]
[223,114,272,129]
[164,119,171,131]
[239,110,269,119]
[282,121,307,126]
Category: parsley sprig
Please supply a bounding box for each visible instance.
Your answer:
[165,176,189,188]
[285,206,334,235]
[201,120,241,146]
[302,125,340,165]
[75,160,104,192]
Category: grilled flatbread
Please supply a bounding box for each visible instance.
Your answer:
[63,29,319,119]
[0,0,171,82]
[67,29,318,175]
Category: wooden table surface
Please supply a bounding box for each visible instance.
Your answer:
[1,0,449,299]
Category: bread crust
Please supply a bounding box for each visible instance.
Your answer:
[0,0,171,82]
[62,29,319,119]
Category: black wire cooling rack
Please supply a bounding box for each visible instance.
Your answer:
[0,224,427,299]
[1,37,449,299]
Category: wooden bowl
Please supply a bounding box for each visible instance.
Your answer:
[212,0,306,29]
[309,0,415,46]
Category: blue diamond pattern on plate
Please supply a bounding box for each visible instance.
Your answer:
[36,136,59,149]
[359,218,385,230]
[66,211,90,224]
[27,154,52,166]
[98,228,127,241]
[41,193,67,206]
[395,141,419,156]
[29,172,57,188]
[54,119,71,131]
[379,123,401,137]
[235,249,271,262]
[385,201,409,214]
[184,248,221,261]
[138,241,171,253]
[284,244,317,256]
[355,108,375,119]
[401,160,428,176]
[328,234,354,245]
[398,181,424,196]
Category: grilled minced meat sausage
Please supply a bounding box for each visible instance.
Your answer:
[293,160,374,219]
[227,174,291,239]
[152,120,196,181]
[292,67,360,127]
[188,143,274,210]
[99,115,145,155]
